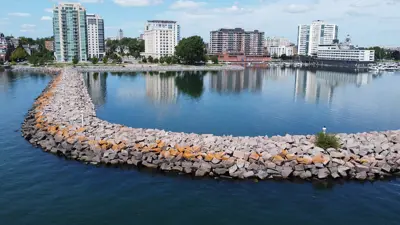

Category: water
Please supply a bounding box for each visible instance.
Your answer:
[85,68,400,136]
[1,69,400,225]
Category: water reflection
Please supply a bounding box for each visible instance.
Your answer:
[145,73,178,104]
[294,70,374,104]
[0,71,47,93]
[83,72,107,106]
[210,70,263,93]
[175,71,205,99]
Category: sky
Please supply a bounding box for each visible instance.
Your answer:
[0,0,399,47]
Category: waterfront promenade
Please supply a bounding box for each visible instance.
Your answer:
[19,67,400,181]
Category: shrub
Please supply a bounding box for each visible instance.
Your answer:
[315,132,340,149]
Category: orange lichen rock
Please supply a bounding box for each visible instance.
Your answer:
[183,152,195,160]
[135,143,143,149]
[157,141,165,148]
[169,149,178,156]
[296,156,313,165]
[286,153,296,161]
[204,154,214,162]
[273,155,284,162]
[192,146,201,152]
[312,154,330,164]
[249,152,260,161]
[280,149,288,157]
[76,127,86,133]
[99,140,107,145]
[214,152,225,160]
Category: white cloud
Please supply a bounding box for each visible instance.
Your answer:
[51,0,103,3]
[45,8,53,13]
[8,12,31,17]
[283,4,313,13]
[170,0,206,9]
[20,29,35,33]
[41,16,52,21]
[80,0,104,3]
[113,0,163,6]
[21,24,36,29]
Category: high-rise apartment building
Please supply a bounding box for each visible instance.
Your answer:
[53,3,88,62]
[297,20,338,56]
[210,28,265,56]
[118,29,124,40]
[142,20,180,59]
[265,37,291,47]
[86,14,105,59]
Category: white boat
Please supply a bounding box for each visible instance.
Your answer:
[368,65,380,71]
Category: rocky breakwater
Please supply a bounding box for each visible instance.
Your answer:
[11,66,62,74]
[21,68,400,181]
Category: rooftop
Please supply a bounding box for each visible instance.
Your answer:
[147,20,177,23]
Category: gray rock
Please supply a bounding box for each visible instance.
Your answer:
[195,168,207,177]
[214,168,228,175]
[172,166,183,172]
[211,158,221,164]
[200,162,212,172]
[243,171,255,178]
[332,158,345,165]
[382,164,391,173]
[300,170,312,179]
[237,159,245,169]
[318,168,330,179]
[233,151,245,159]
[257,170,268,180]
[355,163,369,172]
[331,172,340,179]
[295,164,305,171]
[229,165,238,175]
[281,167,293,178]
[184,167,192,174]
[356,171,367,180]
[330,151,345,158]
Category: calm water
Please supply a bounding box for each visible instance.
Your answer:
[1,69,400,225]
[85,68,400,136]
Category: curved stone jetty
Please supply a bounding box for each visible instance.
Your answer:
[21,68,400,181]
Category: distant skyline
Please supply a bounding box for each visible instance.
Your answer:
[0,0,399,47]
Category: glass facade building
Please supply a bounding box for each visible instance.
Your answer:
[53,3,88,62]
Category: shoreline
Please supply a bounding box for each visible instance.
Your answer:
[20,68,400,181]
[10,64,244,73]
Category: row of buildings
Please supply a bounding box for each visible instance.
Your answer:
[297,20,375,63]
[48,2,373,64]
[53,3,105,62]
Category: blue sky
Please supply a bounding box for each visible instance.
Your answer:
[0,0,399,47]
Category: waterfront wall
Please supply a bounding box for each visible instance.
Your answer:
[21,68,400,181]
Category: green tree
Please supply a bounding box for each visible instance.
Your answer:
[159,56,165,64]
[165,56,172,64]
[148,56,154,63]
[92,57,99,64]
[175,71,204,99]
[72,56,79,65]
[210,55,218,64]
[272,53,278,59]
[280,54,288,60]
[11,47,28,62]
[392,50,400,60]
[175,36,206,65]
[28,55,39,65]
[142,57,147,63]
[103,57,108,64]
[153,58,159,64]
